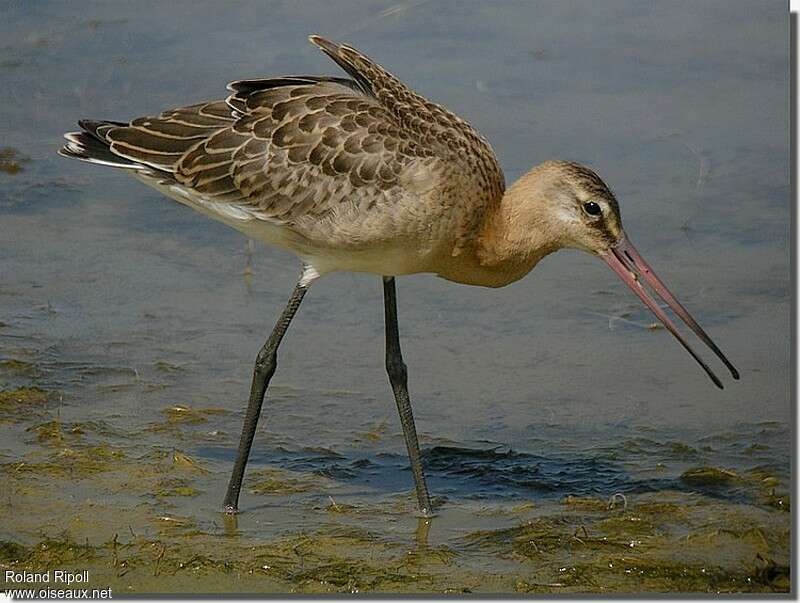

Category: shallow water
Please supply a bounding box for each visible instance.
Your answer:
[0,0,790,594]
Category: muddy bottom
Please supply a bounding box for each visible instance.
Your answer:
[0,382,790,594]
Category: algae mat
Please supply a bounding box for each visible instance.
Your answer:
[0,385,790,594]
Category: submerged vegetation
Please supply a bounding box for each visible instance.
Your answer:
[0,357,790,594]
[0,148,28,175]
[0,478,790,593]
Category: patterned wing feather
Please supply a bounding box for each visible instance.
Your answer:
[308,36,505,199]
[92,75,434,223]
[66,36,504,248]
[103,101,234,174]
[202,80,436,222]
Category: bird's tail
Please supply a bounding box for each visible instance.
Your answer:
[59,120,144,169]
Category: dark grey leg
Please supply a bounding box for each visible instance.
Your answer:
[383,276,434,517]
[223,271,311,514]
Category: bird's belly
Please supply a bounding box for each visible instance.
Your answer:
[131,173,443,277]
[298,243,437,277]
[132,173,307,249]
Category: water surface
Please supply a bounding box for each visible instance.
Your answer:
[0,0,790,594]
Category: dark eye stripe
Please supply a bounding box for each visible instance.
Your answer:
[583,201,602,216]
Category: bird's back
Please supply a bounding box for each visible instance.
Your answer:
[60,36,506,276]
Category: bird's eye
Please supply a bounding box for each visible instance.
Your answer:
[583,201,602,217]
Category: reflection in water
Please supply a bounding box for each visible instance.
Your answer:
[415,517,431,548]
[223,512,239,538]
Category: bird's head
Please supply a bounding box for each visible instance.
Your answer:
[524,160,624,255]
[504,160,739,388]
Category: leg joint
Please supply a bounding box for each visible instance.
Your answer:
[386,356,408,383]
[254,347,277,376]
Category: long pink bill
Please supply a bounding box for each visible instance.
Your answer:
[599,233,739,389]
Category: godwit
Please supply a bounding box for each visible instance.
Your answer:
[59,35,738,517]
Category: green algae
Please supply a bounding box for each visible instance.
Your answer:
[763,492,790,512]
[0,490,790,594]
[354,420,389,444]
[0,385,56,431]
[152,515,199,538]
[161,405,226,425]
[2,443,126,479]
[402,544,460,567]
[561,553,788,592]
[458,487,789,594]
[509,501,537,514]
[464,515,606,559]
[0,411,790,594]
[325,498,359,514]
[561,495,608,512]
[27,420,85,445]
[681,466,741,486]
[0,540,29,563]
[154,361,185,373]
[634,500,686,517]
[248,467,331,496]
[0,537,96,569]
[170,451,209,474]
[0,359,38,377]
[666,441,700,458]
[153,478,202,498]
[604,437,701,460]
[0,387,50,414]
[246,528,443,593]
[142,406,230,443]
[0,148,28,175]
[0,426,790,595]
[595,513,660,540]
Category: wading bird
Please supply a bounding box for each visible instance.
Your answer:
[60,35,738,517]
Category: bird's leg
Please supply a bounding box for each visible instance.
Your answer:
[223,268,313,514]
[243,239,254,276]
[415,517,432,547]
[383,276,434,517]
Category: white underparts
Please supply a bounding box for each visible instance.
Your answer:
[168,185,259,222]
[299,264,321,287]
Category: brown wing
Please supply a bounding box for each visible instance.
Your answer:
[101,101,234,178]
[180,78,438,222]
[98,36,503,229]
[99,77,435,224]
[308,36,505,201]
